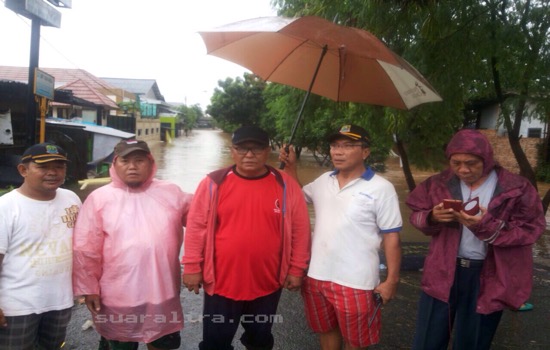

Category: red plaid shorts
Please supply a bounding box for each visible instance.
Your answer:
[301,277,381,347]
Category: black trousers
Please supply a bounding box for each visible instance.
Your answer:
[412,263,503,350]
[199,289,282,350]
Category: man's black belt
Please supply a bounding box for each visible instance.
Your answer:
[457,257,484,268]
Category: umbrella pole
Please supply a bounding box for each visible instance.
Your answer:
[280,44,328,169]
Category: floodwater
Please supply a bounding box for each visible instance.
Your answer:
[150,129,430,242]
[85,128,550,258]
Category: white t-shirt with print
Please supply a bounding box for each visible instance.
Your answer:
[0,188,81,316]
[303,170,402,290]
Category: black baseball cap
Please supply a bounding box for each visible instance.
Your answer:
[328,124,370,146]
[21,143,68,163]
[232,126,269,146]
[114,139,151,157]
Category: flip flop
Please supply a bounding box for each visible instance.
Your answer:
[517,302,533,311]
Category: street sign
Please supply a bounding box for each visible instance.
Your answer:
[34,68,55,100]
[5,0,62,28]
[46,0,72,8]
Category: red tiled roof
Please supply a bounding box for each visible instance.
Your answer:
[57,79,118,108]
[0,65,119,109]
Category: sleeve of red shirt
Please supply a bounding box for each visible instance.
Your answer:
[181,177,210,274]
[285,173,311,277]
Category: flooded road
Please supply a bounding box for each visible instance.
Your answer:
[149,129,427,241]
[153,129,234,193]
[64,128,550,349]
[152,128,340,193]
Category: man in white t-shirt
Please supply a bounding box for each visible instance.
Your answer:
[280,124,402,350]
[0,142,81,349]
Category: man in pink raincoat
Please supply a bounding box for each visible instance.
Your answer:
[73,140,193,350]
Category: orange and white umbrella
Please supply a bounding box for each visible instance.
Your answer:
[199,15,442,110]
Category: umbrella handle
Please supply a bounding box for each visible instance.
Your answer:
[278,145,291,170]
[279,45,328,170]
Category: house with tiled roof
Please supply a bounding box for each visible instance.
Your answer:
[0,66,143,184]
[55,79,119,119]
[0,66,168,142]
[0,66,120,125]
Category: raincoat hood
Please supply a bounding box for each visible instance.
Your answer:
[109,154,157,189]
[445,129,496,177]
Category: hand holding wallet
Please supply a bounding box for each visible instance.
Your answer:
[443,197,480,215]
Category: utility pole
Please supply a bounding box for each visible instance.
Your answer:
[4,0,70,146]
[26,19,41,147]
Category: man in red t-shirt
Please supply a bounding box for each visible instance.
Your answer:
[182,125,311,350]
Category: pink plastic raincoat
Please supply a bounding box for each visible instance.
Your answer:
[73,158,193,343]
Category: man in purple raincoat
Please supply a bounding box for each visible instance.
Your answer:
[406,129,545,350]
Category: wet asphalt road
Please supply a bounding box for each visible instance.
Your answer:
[64,244,550,349]
[65,287,319,350]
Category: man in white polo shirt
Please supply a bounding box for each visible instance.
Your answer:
[280,124,402,350]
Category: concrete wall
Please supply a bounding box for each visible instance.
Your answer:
[136,118,161,142]
[160,116,177,139]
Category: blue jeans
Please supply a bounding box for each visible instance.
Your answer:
[199,289,282,350]
[412,263,503,350]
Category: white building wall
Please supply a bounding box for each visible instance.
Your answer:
[480,103,545,138]
[82,109,97,124]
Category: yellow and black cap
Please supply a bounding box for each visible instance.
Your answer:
[328,124,370,145]
[21,143,68,163]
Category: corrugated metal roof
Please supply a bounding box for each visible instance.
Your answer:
[101,77,165,102]
[46,118,135,138]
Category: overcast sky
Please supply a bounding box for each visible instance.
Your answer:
[0,0,278,107]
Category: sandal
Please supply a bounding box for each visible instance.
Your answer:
[517,302,533,311]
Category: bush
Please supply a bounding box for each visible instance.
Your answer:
[0,186,14,196]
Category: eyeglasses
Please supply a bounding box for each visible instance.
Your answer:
[329,143,363,151]
[232,145,267,155]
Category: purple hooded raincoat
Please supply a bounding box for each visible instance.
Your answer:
[406,129,545,314]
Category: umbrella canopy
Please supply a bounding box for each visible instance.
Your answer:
[199,15,442,110]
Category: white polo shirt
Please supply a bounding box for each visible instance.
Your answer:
[303,168,402,290]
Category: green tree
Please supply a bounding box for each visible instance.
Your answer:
[206,73,267,132]
[272,0,453,179]
[274,0,550,201]
[263,82,394,170]
[176,103,203,130]
[263,83,333,156]
[117,100,141,116]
